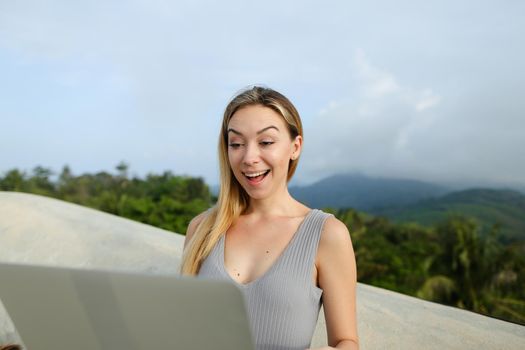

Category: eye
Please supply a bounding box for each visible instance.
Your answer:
[260,141,274,146]
[228,143,242,148]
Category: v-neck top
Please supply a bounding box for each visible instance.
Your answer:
[197,208,334,350]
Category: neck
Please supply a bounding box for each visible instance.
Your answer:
[244,185,302,217]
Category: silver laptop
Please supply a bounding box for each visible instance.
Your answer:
[0,262,254,350]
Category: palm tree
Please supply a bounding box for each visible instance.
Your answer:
[419,215,525,324]
[421,216,493,310]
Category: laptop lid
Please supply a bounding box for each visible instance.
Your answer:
[0,262,254,350]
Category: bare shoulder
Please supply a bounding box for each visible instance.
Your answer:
[316,215,355,267]
[184,208,212,249]
[320,215,353,248]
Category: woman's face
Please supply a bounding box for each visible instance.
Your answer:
[227,104,301,200]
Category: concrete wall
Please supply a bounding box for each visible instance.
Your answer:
[1,191,524,349]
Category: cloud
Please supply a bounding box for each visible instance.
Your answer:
[355,48,400,98]
[299,48,525,187]
[300,49,441,183]
[415,89,441,112]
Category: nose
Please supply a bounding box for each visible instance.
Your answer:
[242,142,260,166]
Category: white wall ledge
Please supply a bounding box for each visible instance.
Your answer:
[1,192,524,349]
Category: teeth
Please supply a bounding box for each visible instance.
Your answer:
[245,170,269,178]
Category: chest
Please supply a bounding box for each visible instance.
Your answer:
[223,215,318,286]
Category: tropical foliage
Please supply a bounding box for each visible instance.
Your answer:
[373,188,525,243]
[327,207,525,325]
[0,163,214,234]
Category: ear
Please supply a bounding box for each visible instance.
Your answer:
[291,135,303,160]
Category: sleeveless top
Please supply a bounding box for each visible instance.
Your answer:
[197,208,334,350]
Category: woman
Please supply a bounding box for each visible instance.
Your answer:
[180,86,358,350]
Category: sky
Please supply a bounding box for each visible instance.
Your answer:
[1,0,524,189]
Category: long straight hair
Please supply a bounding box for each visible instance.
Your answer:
[179,86,304,275]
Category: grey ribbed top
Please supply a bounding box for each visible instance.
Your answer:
[197,209,333,350]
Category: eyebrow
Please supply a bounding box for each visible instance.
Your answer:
[227,125,280,136]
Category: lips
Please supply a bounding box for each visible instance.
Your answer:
[243,169,270,177]
[243,169,271,184]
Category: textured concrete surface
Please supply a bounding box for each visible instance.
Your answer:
[0,191,184,347]
[1,191,524,349]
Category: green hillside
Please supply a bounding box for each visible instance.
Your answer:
[373,189,525,243]
[289,173,449,210]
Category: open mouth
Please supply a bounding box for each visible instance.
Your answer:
[243,169,271,184]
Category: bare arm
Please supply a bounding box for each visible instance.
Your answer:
[308,217,359,350]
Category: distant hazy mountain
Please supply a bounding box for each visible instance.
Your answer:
[289,173,450,211]
[373,188,525,243]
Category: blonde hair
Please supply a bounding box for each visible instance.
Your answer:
[180,85,304,275]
